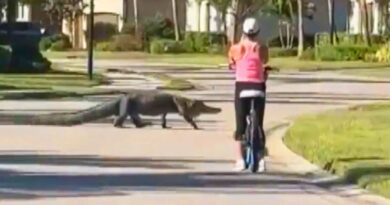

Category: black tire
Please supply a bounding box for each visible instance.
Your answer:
[249,107,260,173]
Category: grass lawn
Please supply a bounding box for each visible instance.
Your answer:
[146,73,195,91]
[269,57,390,71]
[43,51,227,66]
[284,103,390,198]
[339,68,390,79]
[0,70,106,90]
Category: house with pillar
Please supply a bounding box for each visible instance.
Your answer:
[348,0,384,34]
[186,0,388,43]
[5,0,384,49]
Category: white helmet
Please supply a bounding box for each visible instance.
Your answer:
[242,17,260,35]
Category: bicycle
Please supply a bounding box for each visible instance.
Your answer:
[239,89,266,173]
[229,63,274,173]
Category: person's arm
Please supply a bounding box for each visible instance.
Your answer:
[259,44,269,81]
[228,45,236,70]
[259,44,269,64]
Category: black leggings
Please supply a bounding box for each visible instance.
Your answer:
[234,82,266,144]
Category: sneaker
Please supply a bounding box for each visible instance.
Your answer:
[233,159,246,172]
[258,158,266,173]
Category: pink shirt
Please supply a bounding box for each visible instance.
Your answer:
[228,39,265,83]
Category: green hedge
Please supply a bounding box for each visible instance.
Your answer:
[94,34,143,51]
[268,35,315,48]
[39,34,72,51]
[315,45,378,61]
[93,22,118,42]
[315,32,385,47]
[183,32,226,53]
[0,46,11,71]
[269,47,297,57]
[150,39,187,54]
[299,47,316,60]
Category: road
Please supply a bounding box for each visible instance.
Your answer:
[1,62,390,205]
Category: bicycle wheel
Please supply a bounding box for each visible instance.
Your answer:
[249,107,260,173]
[243,116,251,169]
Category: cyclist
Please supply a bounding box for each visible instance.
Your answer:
[228,17,269,172]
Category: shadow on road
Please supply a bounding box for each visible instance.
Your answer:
[0,152,349,201]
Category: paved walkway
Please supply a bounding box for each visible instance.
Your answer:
[1,62,390,205]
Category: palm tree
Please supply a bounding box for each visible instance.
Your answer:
[328,0,335,44]
[133,0,139,33]
[360,0,372,46]
[172,0,180,40]
[297,0,304,57]
[264,0,296,48]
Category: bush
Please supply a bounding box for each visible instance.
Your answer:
[269,47,297,57]
[150,39,186,54]
[40,34,72,51]
[183,32,226,53]
[364,53,378,62]
[50,40,70,51]
[268,35,315,48]
[299,47,315,60]
[0,46,11,71]
[39,36,52,51]
[108,34,143,51]
[374,43,390,62]
[142,14,175,41]
[208,44,225,54]
[315,32,385,47]
[121,22,136,34]
[316,45,378,61]
[95,41,112,51]
[94,22,118,42]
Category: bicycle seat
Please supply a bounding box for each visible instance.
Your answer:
[239,90,265,98]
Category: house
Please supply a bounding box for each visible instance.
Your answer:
[1,2,33,22]
[60,0,188,49]
[1,1,57,34]
[348,0,383,34]
[186,0,387,43]
[4,0,382,49]
[186,0,351,43]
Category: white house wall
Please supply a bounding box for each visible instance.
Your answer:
[1,3,32,22]
[348,0,382,34]
[186,0,226,33]
[186,0,198,31]
[83,0,124,31]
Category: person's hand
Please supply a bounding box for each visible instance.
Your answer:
[264,65,273,81]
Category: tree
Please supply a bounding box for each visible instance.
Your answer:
[328,0,336,44]
[20,0,87,48]
[171,0,180,41]
[133,0,139,33]
[209,0,232,44]
[263,0,297,48]
[230,0,270,43]
[44,0,87,48]
[297,0,304,56]
[360,0,372,46]
[296,0,315,57]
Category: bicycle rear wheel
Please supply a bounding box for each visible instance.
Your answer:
[249,107,260,173]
